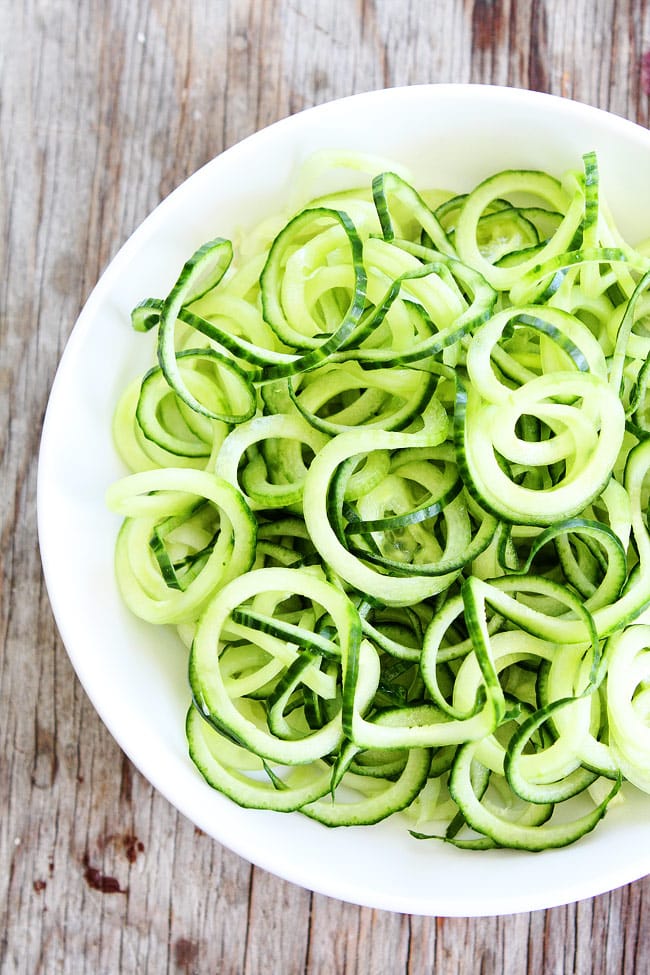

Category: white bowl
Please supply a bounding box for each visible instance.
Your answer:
[38,84,650,916]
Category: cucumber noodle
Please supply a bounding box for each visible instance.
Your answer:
[107,150,650,850]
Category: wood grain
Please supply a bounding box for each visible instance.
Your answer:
[2,1,650,972]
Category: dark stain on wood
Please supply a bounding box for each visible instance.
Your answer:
[97,832,145,863]
[119,753,133,805]
[123,834,145,864]
[174,937,200,970]
[642,51,650,96]
[31,724,59,789]
[33,880,47,893]
[471,0,506,52]
[528,0,549,92]
[82,853,126,894]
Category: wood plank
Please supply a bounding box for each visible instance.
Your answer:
[2,1,650,972]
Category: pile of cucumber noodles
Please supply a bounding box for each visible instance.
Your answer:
[107,149,650,851]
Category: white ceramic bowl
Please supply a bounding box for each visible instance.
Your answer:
[38,85,650,916]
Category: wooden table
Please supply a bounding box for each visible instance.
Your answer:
[3,1,650,971]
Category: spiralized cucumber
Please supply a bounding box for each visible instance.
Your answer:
[108,149,650,851]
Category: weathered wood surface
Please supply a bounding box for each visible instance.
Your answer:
[2,1,650,972]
